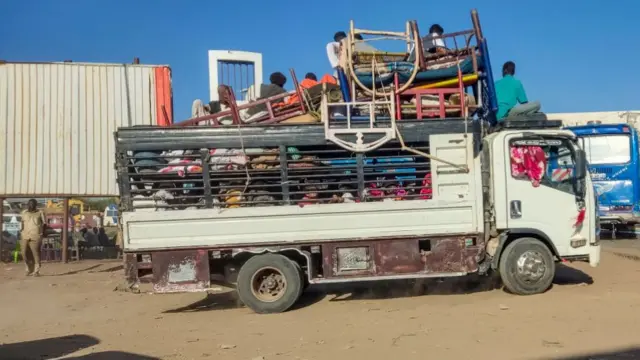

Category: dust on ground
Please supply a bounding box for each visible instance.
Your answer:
[2,240,640,360]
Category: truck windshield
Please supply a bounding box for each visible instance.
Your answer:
[580,134,630,165]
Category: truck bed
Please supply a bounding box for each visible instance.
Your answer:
[116,121,484,251]
[123,199,479,251]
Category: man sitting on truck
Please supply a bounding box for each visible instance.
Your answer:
[423,24,447,54]
[495,61,542,121]
[246,72,288,117]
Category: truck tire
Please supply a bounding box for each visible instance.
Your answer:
[237,254,303,314]
[498,237,555,295]
[292,261,309,292]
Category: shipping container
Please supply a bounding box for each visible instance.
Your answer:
[0,61,173,197]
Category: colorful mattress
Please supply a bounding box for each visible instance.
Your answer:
[354,55,484,88]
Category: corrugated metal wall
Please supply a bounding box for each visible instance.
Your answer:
[0,62,173,197]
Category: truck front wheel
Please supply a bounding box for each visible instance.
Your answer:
[237,254,303,314]
[498,237,555,295]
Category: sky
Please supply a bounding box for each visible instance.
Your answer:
[1,0,638,120]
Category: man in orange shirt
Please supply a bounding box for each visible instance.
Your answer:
[301,73,318,86]
[286,73,338,106]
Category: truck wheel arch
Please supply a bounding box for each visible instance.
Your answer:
[491,228,560,270]
[232,248,312,282]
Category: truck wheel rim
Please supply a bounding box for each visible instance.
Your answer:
[516,250,546,282]
[250,266,287,302]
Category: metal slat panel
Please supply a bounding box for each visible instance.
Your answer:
[0,62,171,197]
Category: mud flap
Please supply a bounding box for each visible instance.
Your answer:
[490,232,509,270]
[152,250,211,293]
[114,253,141,293]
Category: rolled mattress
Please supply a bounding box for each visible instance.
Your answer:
[354,55,484,88]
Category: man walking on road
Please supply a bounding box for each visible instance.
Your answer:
[20,199,45,276]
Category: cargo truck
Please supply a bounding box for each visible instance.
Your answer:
[115,101,600,313]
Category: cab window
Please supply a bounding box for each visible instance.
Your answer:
[509,137,576,194]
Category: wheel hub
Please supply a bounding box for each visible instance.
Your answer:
[251,267,287,302]
[516,250,546,282]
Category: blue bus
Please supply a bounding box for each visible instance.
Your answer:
[566,124,639,238]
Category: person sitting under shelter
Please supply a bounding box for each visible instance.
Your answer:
[495,61,541,121]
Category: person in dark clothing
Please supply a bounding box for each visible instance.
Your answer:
[305,73,318,81]
[247,72,289,116]
[269,72,287,89]
[98,227,111,246]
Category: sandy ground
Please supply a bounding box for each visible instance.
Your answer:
[2,241,640,360]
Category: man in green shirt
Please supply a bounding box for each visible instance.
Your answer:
[494,61,541,121]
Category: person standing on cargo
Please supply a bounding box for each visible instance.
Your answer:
[20,199,46,276]
[495,61,542,121]
[326,31,347,77]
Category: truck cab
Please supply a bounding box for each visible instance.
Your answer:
[566,124,638,237]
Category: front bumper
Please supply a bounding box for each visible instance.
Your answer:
[598,212,640,225]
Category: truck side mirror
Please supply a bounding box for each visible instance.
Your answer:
[574,149,587,179]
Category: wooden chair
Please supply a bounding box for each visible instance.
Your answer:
[178,69,307,127]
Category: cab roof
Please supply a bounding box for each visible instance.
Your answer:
[565,123,634,136]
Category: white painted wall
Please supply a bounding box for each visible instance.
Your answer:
[208,50,263,105]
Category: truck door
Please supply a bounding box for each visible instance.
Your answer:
[503,135,587,256]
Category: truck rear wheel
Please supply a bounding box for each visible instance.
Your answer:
[237,254,303,314]
[498,237,555,295]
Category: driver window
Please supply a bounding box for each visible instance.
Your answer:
[509,138,576,194]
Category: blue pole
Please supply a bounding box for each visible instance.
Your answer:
[337,68,352,102]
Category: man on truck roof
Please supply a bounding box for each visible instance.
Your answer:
[495,61,541,121]
[246,72,288,116]
[326,31,346,78]
[423,24,447,54]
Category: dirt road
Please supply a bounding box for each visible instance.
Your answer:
[2,241,640,360]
